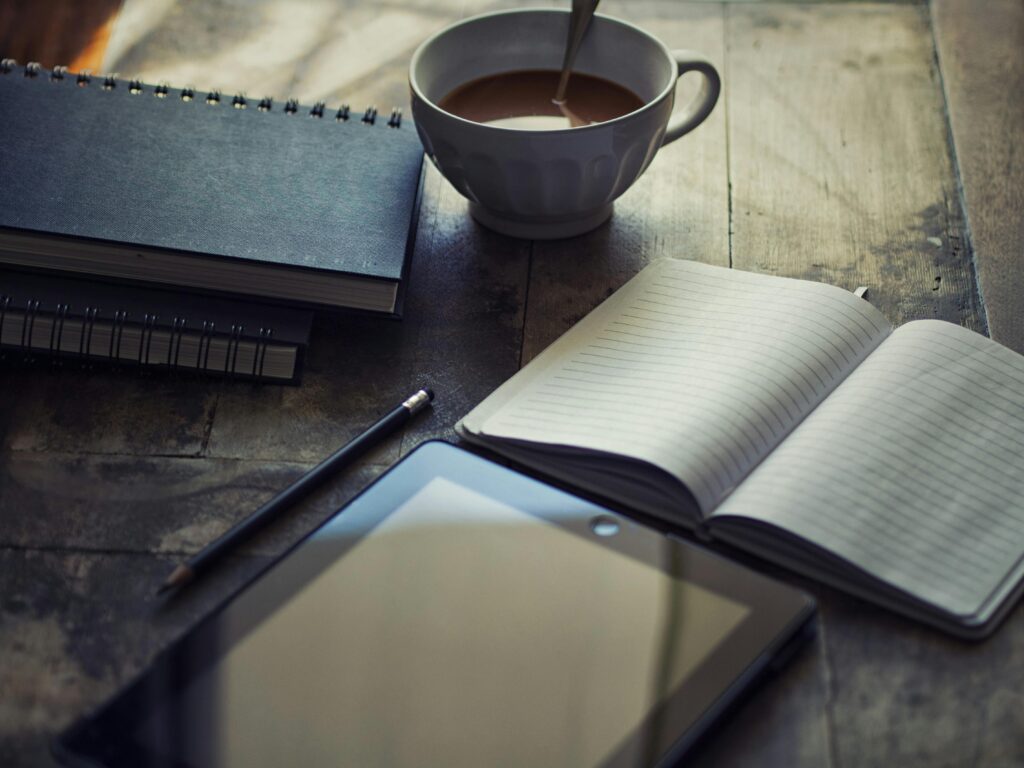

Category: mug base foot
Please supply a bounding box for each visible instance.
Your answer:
[468,203,613,240]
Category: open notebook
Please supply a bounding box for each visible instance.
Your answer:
[457,259,1024,639]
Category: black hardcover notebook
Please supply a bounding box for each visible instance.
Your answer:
[0,269,313,382]
[0,60,424,315]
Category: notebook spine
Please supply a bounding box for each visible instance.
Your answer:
[0,291,287,382]
[0,59,403,128]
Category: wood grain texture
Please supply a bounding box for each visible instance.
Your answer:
[724,8,1004,766]
[933,0,1024,354]
[726,3,983,331]
[0,1,1018,766]
[822,595,1024,767]
[0,368,216,456]
[0,451,383,556]
[0,548,274,768]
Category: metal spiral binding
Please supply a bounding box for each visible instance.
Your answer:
[0,295,9,358]
[199,321,214,371]
[225,324,243,377]
[5,65,404,136]
[137,315,149,365]
[0,290,279,379]
[87,307,99,360]
[56,304,69,356]
[139,313,158,366]
[82,306,99,360]
[111,310,127,361]
[223,324,236,374]
[251,327,269,378]
[170,317,186,367]
[21,299,40,354]
[49,303,68,360]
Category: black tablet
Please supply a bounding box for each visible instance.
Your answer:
[55,441,814,768]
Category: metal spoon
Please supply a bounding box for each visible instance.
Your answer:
[553,0,601,105]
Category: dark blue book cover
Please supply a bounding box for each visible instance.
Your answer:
[0,63,424,314]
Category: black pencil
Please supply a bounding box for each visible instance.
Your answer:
[156,387,435,595]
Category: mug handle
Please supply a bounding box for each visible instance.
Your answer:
[662,50,721,145]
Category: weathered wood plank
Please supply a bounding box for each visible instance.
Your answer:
[822,594,1024,767]
[0,369,215,456]
[1,3,1019,768]
[724,6,996,764]
[0,548,274,768]
[522,0,731,364]
[726,3,982,331]
[0,451,383,556]
[932,0,1024,354]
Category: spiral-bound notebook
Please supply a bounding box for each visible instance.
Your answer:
[0,269,313,382]
[0,60,424,315]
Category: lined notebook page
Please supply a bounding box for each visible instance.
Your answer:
[461,260,892,514]
[714,320,1024,618]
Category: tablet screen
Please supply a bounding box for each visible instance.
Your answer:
[59,443,812,768]
[138,479,747,766]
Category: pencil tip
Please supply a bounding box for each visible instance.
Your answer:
[156,564,194,596]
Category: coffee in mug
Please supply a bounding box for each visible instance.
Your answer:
[438,69,645,130]
[409,9,721,239]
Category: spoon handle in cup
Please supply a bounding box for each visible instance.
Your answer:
[554,0,601,103]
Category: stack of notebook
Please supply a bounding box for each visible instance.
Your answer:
[0,60,425,382]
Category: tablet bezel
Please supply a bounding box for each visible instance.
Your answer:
[54,440,815,768]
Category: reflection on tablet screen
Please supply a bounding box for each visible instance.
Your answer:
[137,478,750,767]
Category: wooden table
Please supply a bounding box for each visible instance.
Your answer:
[2,1,1022,765]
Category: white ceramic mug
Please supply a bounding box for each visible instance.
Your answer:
[409,9,720,239]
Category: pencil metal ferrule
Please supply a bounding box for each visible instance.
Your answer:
[402,389,432,414]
